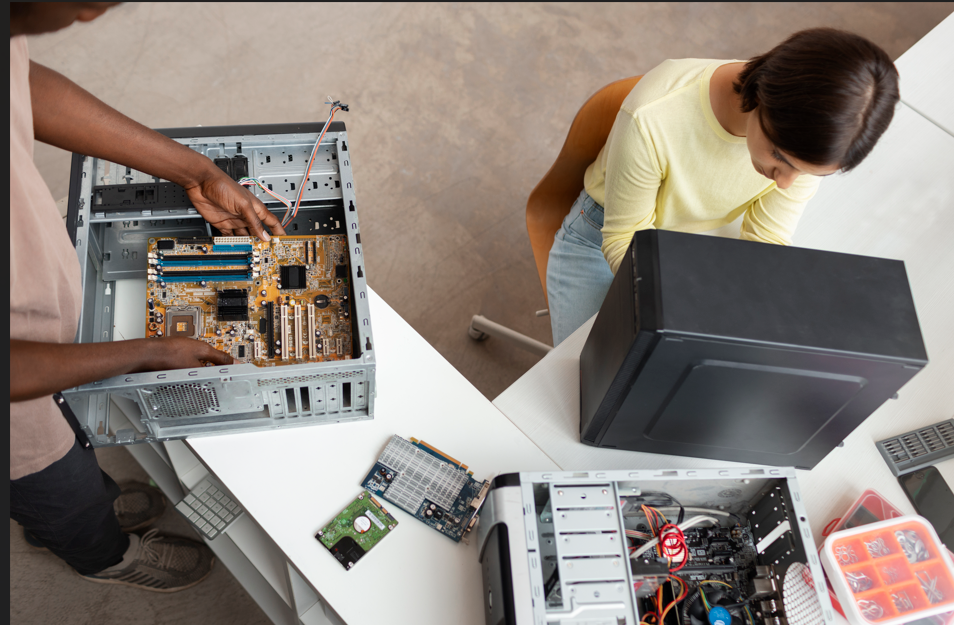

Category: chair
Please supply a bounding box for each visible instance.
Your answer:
[468,75,643,357]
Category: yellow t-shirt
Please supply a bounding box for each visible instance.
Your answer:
[584,58,821,273]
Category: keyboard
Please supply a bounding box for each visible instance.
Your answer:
[174,477,244,540]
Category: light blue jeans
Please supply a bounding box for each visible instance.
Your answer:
[546,190,615,346]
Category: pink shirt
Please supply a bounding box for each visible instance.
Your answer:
[10,35,84,479]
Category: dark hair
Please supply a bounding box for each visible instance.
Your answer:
[733,28,899,172]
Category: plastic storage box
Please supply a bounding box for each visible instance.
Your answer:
[821,515,954,624]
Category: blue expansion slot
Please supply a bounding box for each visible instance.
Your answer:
[212,244,254,253]
[157,260,251,267]
[158,274,251,283]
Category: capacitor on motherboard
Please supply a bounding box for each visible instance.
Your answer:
[156,330,163,337]
[229,328,237,336]
[315,330,322,337]
[260,289,267,297]
[147,298,155,311]
[200,280,208,288]
[201,246,208,253]
[424,509,433,518]
[216,329,222,336]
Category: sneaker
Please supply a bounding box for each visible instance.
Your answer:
[82,529,215,592]
[113,481,166,531]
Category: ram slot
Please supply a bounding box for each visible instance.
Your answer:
[307,303,316,360]
[266,302,275,358]
[159,253,249,262]
[295,303,302,361]
[280,304,289,361]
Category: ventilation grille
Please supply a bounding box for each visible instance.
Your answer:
[877,419,954,476]
[782,562,825,625]
[257,370,361,387]
[151,383,220,419]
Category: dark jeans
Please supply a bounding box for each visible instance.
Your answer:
[10,438,129,575]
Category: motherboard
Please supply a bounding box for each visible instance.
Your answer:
[145,235,353,366]
[361,435,491,543]
[316,492,398,571]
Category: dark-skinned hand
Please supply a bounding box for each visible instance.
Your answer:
[134,337,234,372]
[184,168,286,238]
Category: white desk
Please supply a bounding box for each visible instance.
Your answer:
[493,102,954,623]
[894,11,954,136]
[113,288,558,625]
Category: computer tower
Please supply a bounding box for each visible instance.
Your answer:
[580,230,927,469]
[477,468,834,625]
[62,122,376,446]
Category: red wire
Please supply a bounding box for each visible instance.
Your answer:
[659,524,688,572]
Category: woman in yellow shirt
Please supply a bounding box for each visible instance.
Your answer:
[547,28,899,345]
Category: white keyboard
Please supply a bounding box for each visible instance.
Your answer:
[174,477,244,540]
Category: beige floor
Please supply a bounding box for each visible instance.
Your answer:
[16,3,954,624]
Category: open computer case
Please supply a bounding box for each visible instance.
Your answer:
[63,122,375,446]
[478,468,835,625]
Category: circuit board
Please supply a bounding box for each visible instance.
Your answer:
[316,492,398,571]
[656,526,761,625]
[678,525,758,583]
[145,235,353,365]
[361,435,491,543]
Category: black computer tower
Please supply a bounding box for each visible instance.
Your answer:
[579,230,927,469]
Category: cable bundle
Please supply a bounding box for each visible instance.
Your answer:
[238,99,349,231]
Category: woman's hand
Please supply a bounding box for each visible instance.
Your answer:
[184,167,286,239]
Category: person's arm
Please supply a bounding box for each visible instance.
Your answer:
[28,61,285,239]
[739,173,821,245]
[10,338,233,403]
[600,109,663,274]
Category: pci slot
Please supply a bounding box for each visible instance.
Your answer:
[336,337,343,356]
[323,338,331,357]
[280,304,289,361]
[307,303,316,360]
[294,303,302,361]
[254,340,261,359]
[266,302,275,358]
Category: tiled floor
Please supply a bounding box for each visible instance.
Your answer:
[17,3,953,623]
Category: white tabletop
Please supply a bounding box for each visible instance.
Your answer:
[494,101,954,545]
[186,288,558,625]
[894,11,954,135]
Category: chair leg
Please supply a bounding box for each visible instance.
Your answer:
[468,315,553,358]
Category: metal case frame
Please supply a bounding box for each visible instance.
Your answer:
[63,122,376,446]
[477,467,836,625]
